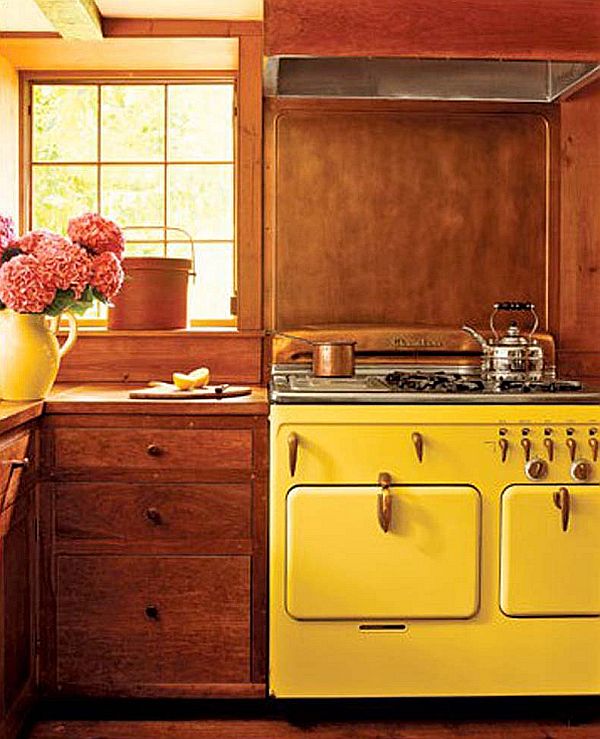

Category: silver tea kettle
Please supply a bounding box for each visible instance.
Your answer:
[462,302,544,384]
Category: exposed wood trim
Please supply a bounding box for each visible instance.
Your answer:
[0,32,60,38]
[102,17,263,38]
[236,34,264,330]
[33,0,102,40]
[264,0,600,60]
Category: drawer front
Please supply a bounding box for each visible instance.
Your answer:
[54,483,252,553]
[50,427,253,475]
[0,429,31,512]
[56,555,251,691]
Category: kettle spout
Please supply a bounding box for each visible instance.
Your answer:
[462,325,488,349]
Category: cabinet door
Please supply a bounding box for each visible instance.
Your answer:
[0,493,35,732]
[286,485,480,620]
[500,485,600,616]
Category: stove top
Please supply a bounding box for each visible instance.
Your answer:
[271,366,600,405]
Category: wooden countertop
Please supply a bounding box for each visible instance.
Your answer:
[45,384,269,416]
[0,385,268,434]
[0,399,45,435]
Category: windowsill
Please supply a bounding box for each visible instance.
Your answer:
[60,326,264,338]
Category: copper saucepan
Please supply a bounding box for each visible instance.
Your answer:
[274,332,356,378]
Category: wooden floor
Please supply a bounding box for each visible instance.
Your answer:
[26,699,600,738]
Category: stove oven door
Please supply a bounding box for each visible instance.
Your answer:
[500,484,600,617]
[286,485,480,620]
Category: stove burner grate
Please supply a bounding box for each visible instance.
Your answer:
[385,371,486,394]
[384,372,584,394]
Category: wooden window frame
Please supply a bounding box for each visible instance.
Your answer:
[18,36,263,333]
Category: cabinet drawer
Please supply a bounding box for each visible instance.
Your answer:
[50,427,253,477]
[55,555,251,692]
[54,483,252,553]
[0,429,31,512]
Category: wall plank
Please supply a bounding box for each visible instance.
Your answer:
[265,0,600,60]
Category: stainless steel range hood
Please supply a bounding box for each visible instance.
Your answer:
[264,57,600,102]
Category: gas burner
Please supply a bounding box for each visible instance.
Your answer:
[496,379,583,394]
[385,371,486,394]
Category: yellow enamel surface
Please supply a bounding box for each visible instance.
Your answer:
[0,311,60,401]
[501,485,600,616]
[287,485,480,620]
[270,404,600,697]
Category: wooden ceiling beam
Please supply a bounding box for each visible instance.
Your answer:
[102,17,263,38]
[32,0,103,40]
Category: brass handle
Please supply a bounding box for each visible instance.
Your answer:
[411,432,423,463]
[589,437,599,462]
[566,437,577,462]
[288,432,299,477]
[521,437,531,462]
[499,438,509,463]
[553,488,570,532]
[377,472,393,533]
[145,507,162,525]
[145,605,160,621]
[146,444,162,457]
[543,437,554,461]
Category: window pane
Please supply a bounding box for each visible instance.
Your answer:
[101,85,164,162]
[124,243,165,257]
[32,85,98,163]
[32,165,97,234]
[168,84,234,162]
[167,164,234,240]
[180,242,234,321]
[101,165,164,228]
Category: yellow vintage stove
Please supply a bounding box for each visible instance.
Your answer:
[269,326,600,698]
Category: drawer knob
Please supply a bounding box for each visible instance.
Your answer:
[145,605,160,621]
[146,444,162,457]
[145,507,162,525]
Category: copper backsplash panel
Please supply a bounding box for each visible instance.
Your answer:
[267,107,551,332]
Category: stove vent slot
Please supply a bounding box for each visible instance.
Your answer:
[359,624,408,632]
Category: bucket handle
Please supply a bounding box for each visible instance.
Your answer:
[121,225,197,283]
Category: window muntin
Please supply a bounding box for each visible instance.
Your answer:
[29,80,236,326]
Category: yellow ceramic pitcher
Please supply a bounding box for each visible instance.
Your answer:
[0,309,78,401]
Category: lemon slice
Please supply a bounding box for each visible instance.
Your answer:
[189,367,210,388]
[172,372,195,391]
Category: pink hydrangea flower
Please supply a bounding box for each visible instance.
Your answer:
[16,229,69,256]
[0,215,16,254]
[68,213,125,258]
[35,239,92,298]
[0,254,56,313]
[90,252,124,300]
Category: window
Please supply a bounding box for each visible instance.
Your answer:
[26,79,237,326]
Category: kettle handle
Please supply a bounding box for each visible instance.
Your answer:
[490,302,539,339]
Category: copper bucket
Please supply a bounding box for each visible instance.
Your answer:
[108,227,195,331]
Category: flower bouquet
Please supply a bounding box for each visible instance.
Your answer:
[0,212,125,401]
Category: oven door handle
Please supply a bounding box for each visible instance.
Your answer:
[377,472,393,533]
[288,432,299,477]
[553,487,570,532]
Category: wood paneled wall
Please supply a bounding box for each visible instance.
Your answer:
[558,81,600,381]
[265,0,600,60]
[265,99,558,333]
[0,55,19,221]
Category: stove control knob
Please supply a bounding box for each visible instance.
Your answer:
[571,459,592,482]
[525,457,548,481]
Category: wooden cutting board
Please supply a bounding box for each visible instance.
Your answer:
[129,384,252,400]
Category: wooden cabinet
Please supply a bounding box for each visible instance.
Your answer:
[40,414,267,698]
[0,425,36,739]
